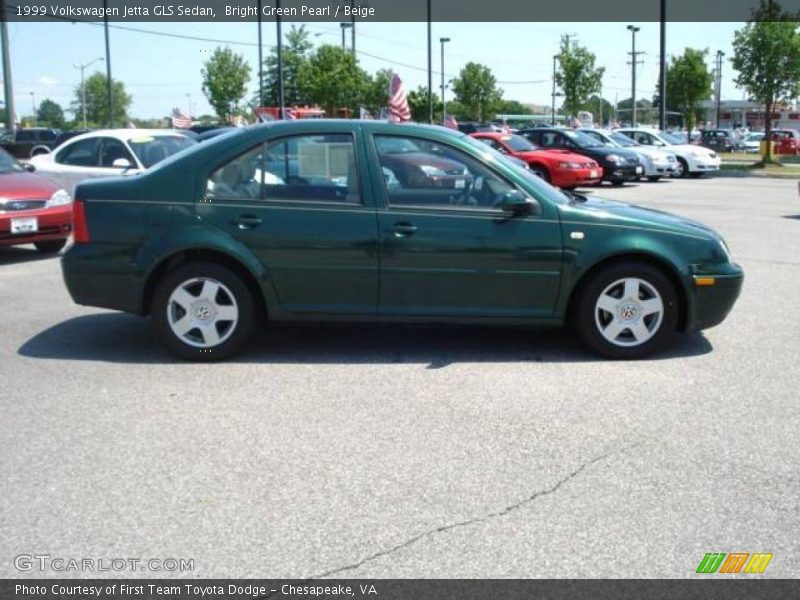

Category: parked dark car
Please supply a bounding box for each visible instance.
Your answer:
[0,128,61,158]
[700,129,742,153]
[518,127,643,185]
[61,120,742,361]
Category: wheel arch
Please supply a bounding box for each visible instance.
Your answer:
[565,251,689,331]
[142,247,268,319]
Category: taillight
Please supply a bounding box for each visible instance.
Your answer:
[73,200,90,243]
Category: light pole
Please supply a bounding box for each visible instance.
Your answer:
[340,22,352,51]
[30,92,36,125]
[627,25,642,126]
[440,37,450,124]
[73,57,104,129]
[186,93,193,117]
[551,54,560,126]
[716,50,725,128]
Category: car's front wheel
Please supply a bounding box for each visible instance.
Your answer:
[152,262,255,361]
[574,262,679,359]
[674,157,688,178]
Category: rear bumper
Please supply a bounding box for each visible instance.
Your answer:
[61,242,146,314]
[684,263,744,332]
[0,205,73,246]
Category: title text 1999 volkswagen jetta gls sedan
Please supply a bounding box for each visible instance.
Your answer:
[61,121,743,361]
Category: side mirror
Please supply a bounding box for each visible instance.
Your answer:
[23,163,35,172]
[499,189,539,216]
[112,158,133,169]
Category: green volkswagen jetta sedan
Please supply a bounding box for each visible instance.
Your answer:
[61,120,743,361]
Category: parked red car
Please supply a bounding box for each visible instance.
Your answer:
[770,129,800,155]
[0,148,73,253]
[470,132,603,189]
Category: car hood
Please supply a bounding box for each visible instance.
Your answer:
[629,146,674,160]
[0,170,60,198]
[562,196,721,240]
[514,150,596,164]
[668,143,716,156]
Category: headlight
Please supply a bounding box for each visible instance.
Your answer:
[46,189,72,208]
[420,165,447,177]
[558,161,582,169]
[606,154,620,162]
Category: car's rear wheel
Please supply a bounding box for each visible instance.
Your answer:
[574,262,679,359]
[34,239,67,253]
[647,176,661,182]
[152,262,255,361]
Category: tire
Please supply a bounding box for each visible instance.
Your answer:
[647,176,661,182]
[151,261,256,361]
[34,239,67,253]
[610,179,625,187]
[675,157,688,178]
[531,165,550,183]
[574,262,679,359]
[689,172,705,178]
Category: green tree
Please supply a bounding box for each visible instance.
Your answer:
[297,44,369,116]
[496,99,533,115]
[37,98,65,128]
[732,0,800,163]
[71,72,132,127]
[450,62,503,121]
[202,47,251,122]
[360,68,392,116]
[407,86,442,122]
[578,95,614,126]
[665,48,714,133]
[555,36,604,119]
[256,25,313,107]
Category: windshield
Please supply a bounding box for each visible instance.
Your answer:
[502,134,537,152]
[610,132,637,147]
[659,132,684,145]
[127,134,196,168]
[463,135,571,205]
[0,148,23,173]
[563,129,603,147]
[746,133,764,141]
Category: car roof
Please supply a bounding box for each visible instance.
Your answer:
[64,128,194,145]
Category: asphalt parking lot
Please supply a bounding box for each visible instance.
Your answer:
[1,176,798,579]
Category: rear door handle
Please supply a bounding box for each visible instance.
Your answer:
[392,222,418,237]
[233,214,263,230]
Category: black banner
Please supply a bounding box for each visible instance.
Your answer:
[2,0,800,22]
[2,580,800,600]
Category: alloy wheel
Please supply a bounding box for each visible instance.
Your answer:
[166,277,239,348]
[594,277,664,347]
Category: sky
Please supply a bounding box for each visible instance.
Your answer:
[2,20,747,121]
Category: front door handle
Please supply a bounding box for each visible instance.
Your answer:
[233,214,263,230]
[392,222,418,237]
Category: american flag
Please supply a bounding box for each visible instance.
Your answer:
[388,73,411,123]
[171,108,192,129]
[444,113,459,130]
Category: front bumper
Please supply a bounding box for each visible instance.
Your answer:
[0,205,73,246]
[684,262,744,332]
[603,163,640,181]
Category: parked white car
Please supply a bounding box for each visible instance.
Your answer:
[615,128,720,178]
[29,129,196,197]
[741,132,765,154]
[580,128,677,181]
